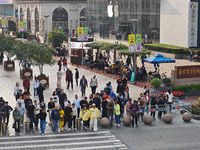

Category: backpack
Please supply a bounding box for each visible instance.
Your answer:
[105,87,111,95]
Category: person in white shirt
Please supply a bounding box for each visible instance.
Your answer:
[90,75,98,94]
[73,95,81,118]
[72,103,77,131]
[34,100,40,128]
[64,98,71,108]
[14,82,22,97]
[166,89,173,111]
[17,96,24,107]
[33,78,40,97]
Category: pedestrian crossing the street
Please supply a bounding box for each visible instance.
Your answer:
[0,131,128,150]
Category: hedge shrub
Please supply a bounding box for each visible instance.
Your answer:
[174,84,200,93]
[144,44,200,55]
[151,78,161,88]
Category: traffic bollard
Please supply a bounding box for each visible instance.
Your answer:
[76,118,81,130]
[25,122,30,132]
[2,122,7,135]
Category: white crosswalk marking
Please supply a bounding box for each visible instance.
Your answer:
[0,131,128,150]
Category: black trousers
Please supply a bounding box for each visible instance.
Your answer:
[71,116,76,128]
[158,111,163,118]
[102,109,107,118]
[91,86,96,94]
[77,108,80,118]
[3,115,9,125]
[67,80,73,89]
[14,119,20,133]
[151,112,155,118]
[83,121,88,128]
[38,94,44,103]
[64,115,72,128]
[132,113,138,126]
[76,78,78,86]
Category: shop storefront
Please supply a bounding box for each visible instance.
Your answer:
[87,0,160,43]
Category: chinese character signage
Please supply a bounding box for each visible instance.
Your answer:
[176,65,200,78]
[77,27,83,41]
[188,2,198,47]
[136,34,142,51]
[0,0,7,4]
[129,34,135,52]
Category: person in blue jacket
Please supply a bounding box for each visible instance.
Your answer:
[51,106,60,132]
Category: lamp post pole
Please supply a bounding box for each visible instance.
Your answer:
[21,13,24,39]
[44,15,49,42]
[129,19,138,84]
[82,22,83,67]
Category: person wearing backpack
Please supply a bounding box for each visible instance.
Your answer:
[90,75,98,94]
[104,83,111,95]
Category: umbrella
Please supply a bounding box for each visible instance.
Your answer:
[143,54,176,64]
[59,26,66,29]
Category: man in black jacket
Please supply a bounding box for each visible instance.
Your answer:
[37,83,45,103]
[0,101,13,125]
[102,98,108,118]
[80,75,88,96]
[75,68,79,86]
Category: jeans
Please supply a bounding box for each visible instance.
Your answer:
[115,114,120,124]
[3,115,9,125]
[72,116,76,129]
[34,88,38,96]
[81,87,86,96]
[91,86,96,94]
[29,115,35,129]
[63,65,68,71]
[107,110,113,125]
[40,120,46,134]
[76,78,78,86]
[189,55,192,61]
[53,120,59,132]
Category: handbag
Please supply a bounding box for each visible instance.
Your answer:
[12,122,15,129]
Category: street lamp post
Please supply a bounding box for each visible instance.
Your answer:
[44,15,49,42]
[20,13,24,39]
[80,16,86,67]
[129,18,138,84]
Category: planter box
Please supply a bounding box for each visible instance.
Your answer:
[20,69,33,79]
[192,114,200,120]
[154,86,174,92]
[4,61,15,71]
[35,75,49,87]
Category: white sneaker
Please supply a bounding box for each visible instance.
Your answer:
[68,128,72,131]
[42,134,44,136]
[95,130,97,133]
[117,124,120,127]
[74,128,77,131]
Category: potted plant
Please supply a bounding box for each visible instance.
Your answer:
[0,34,16,70]
[28,43,56,87]
[150,78,161,91]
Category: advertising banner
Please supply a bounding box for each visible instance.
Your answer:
[188,2,198,47]
[136,34,142,51]
[83,27,88,41]
[19,22,23,31]
[22,22,27,31]
[77,27,83,41]
[0,0,7,4]
[1,19,5,28]
[130,72,135,82]
[70,42,93,49]
[5,19,8,28]
[128,34,135,52]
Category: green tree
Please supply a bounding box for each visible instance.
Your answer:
[47,29,66,48]
[28,43,56,75]
[8,20,16,32]
[0,34,16,61]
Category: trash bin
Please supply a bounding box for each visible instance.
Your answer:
[25,122,30,132]
[2,122,7,135]
[76,118,81,130]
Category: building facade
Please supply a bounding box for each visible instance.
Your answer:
[16,0,87,35]
[87,0,160,43]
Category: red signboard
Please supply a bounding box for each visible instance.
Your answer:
[175,65,200,78]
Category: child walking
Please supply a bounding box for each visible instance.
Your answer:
[80,106,90,131]
[59,107,65,132]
